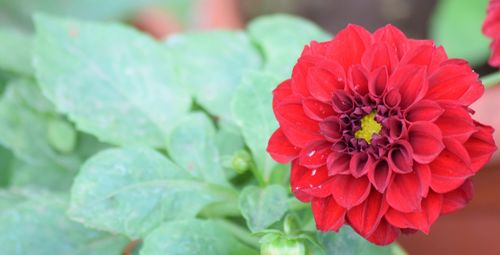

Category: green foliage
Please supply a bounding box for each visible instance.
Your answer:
[0,28,33,75]
[33,14,191,147]
[0,189,128,255]
[430,0,490,66]
[239,185,288,232]
[141,219,257,255]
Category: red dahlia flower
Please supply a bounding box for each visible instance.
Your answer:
[267,24,496,245]
[483,0,500,67]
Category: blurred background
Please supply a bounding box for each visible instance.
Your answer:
[1,0,499,254]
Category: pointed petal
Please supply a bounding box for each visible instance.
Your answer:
[331,175,371,209]
[312,196,347,232]
[348,65,370,96]
[326,24,372,70]
[387,140,413,174]
[415,163,431,197]
[362,43,397,72]
[385,192,443,234]
[319,116,343,142]
[366,219,400,245]
[368,159,392,193]
[267,129,300,163]
[302,98,335,121]
[290,162,332,201]
[430,141,473,193]
[373,24,408,59]
[306,63,346,102]
[464,122,497,172]
[435,103,476,142]
[388,65,428,109]
[331,89,354,113]
[386,171,422,213]
[405,99,444,122]
[383,89,401,109]
[347,191,389,237]
[299,141,331,168]
[327,152,351,175]
[368,66,388,98]
[441,179,474,215]
[408,122,444,164]
[275,98,322,147]
[272,79,293,108]
[349,152,373,178]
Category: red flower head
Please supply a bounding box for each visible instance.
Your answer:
[267,24,496,245]
[483,0,500,67]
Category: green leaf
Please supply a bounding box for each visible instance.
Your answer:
[141,219,257,255]
[8,158,76,191]
[215,119,245,178]
[239,185,288,232]
[231,72,281,182]
[167,113,228,186]
[166,31,261,120]
[430,0,489,66]
[313,226,406,255]
[0,189,128,255]
[0,28,33,76]
[0,145,13,187]
[33,14,191,147]
[0,81,80,170]
[68,147,231,238]
[248,14,331,80]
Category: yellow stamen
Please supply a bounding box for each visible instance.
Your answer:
[354,112,382,144]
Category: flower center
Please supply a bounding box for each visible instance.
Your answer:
[354,112,382,144]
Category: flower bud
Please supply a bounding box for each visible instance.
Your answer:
[231,150,251,174]
[261,235,305,255]
[47,118,77,153]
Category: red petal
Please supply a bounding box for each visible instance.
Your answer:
[415,163,431,197]
[373,24,408,60]
[368,159,392,193]
[331,175,371,209]
[386,171,422,213]
[306,63,346,102]
[429,142,473,193]
[387,140,413,173]
[272,80,293,109]
[349,152,372,178]
[290,162,332,200]
[368,66,388,98]
[386,117,406,140]
[267,129,300,163]
[408,122,444,164]
[275,99,322,147]
[426,61,482,105]
[366,219,400,245]
[383,89,401,109]
[435,103,476,142]
[441,179,474,215]
[348,65,369,96]
[331,89,354,113]
[326,24,372,71]
[319,116,343,142]
[347,191,389,237]
[464,122,496,172]
[388,65,428,109]
[291,61,312,97]
[312,196,347,232]
[362,43,397,72]
[327,152,351,175]
[302,98,334,121]
[405,99,444,122]
[299,141,331,168]
[385,192,443,234]
[400,44,434,67]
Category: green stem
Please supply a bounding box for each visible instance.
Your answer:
[218,220,261,249]
[249,161,267,187]
[481,71,500,88]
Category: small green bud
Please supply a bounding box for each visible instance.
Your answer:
[261,235,306,255]
[231,150,252,174]
[47,118,77,153]
[283,214,301,236]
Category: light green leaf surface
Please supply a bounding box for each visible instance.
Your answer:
[68,147,227,238]
[34,14,191,147]
[239,185,288,232]
[0,28,33,75]
[166,31,261,120]
[215,119,245,178]
[231,72,281,182]
[248,14,331,80]
[8,158,76,191]
[141,219,257,255]
[430,0,489,66]
[0,80,80,171]
[0,189,128,255]
[0,145,13,187]
[167,113,228,186]
[314,226,406,255]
